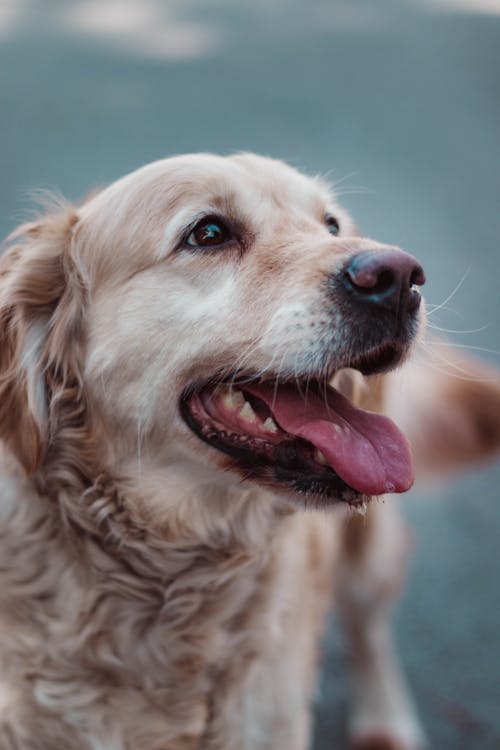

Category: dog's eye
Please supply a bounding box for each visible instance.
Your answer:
[186,218,231,248]
[326,216,340,236]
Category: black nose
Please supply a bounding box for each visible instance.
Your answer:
[341,250,425,314]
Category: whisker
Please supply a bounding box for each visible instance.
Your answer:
[426,266,472,316]
[229,340,260,376]
[236,345,284,387]
[437,343,500,356]
[293,350,307,402]
[416,355,497,383]
[225,338,267,389]
[333,186,374,198]
[420,340,498,381]
[329,170,362,190]
[305,367,313,408]
[322,371,333,418]
[426,304,463,318]
[426,321,491,335]
[272,351,289,413]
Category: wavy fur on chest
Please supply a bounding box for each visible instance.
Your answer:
[0,460,335,750]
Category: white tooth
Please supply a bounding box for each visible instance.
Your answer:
[221,388,245,410]
[315,449,327,465]
[239,401,257,423]
[230,390,246,409]
[262,417,278,434]
[333,424,342,435]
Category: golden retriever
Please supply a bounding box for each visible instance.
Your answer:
[0,153,499,750]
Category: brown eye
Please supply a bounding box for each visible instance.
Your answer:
[326,216,340,236]
[186,218,231,248]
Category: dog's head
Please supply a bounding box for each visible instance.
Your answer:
[2,153,494,518]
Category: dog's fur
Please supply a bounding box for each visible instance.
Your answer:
[0,153,499,750]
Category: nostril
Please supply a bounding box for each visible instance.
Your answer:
[344,263,396,295]
[375,269,395,295]
[410,265,426,287]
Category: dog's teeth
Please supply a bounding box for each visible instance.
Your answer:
[239,401,257,423]
[230,391,246,409]
[219,387,245,410]
[262,417,278,434]
[315,449,327,465]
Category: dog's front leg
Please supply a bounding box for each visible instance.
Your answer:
[336,502,426,750]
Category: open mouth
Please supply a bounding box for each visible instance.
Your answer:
[180,357,413,508]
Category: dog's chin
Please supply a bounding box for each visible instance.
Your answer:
[179,346,415,510]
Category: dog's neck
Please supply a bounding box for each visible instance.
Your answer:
[0,436,293,602]
[58,458,291,562]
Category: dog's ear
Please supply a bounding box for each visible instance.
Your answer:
[0,206,85,475]
[386,339,500,479]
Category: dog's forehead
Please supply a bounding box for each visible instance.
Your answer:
[84,153,333,226]
[226,153,331,212]
[153,153,332,220]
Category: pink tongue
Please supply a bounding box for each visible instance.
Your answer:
[244,383,413,495]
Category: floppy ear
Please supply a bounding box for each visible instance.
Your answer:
[0,206,86,475]
[386,339,500,479]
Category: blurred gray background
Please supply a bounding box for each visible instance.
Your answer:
[1,1,499,747]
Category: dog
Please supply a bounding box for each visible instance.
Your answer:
[0,153,499,750]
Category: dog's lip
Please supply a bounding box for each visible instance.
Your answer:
[180,380,364,506]
[180,366,414,499]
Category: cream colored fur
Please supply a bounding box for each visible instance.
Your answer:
[0,154,499,750]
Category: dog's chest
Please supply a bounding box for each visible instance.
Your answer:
[199,513,340,749]
[0,478,341,750]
